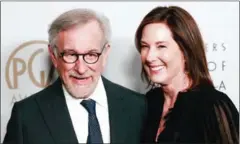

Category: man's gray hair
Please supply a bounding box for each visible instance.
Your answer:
[48,8,111,49]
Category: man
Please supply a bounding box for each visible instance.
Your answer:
[4,8,146,144]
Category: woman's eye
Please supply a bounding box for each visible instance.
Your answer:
[140,45,149,49]
[157,45,166,48]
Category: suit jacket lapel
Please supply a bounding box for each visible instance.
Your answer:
[36,76,129,143]
[36,78,78,144]
[102,76,128,143]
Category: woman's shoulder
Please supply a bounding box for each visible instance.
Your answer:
[199,86,239,143]
[198,86,234,105]
[196,86,238,115]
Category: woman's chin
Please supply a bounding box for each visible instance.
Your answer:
[150,76,167,85]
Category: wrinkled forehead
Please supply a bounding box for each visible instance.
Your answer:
[56,21,105,53]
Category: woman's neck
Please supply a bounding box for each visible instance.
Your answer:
[161,72,191,108]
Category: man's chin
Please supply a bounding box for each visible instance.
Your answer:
[64,80,98,99]
[68,90,92,99]
[71,94,90,99]
[67,86,94,99]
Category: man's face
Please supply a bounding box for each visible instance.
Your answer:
[49,20,110,99]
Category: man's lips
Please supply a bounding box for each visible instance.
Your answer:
[70,75,92,84]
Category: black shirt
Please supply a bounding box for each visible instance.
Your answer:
[141,85,239,144]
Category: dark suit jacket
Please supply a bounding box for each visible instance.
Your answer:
[4,76,147,144]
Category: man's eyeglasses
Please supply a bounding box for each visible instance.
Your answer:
[57,43,107,64]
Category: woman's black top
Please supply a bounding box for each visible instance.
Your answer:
[141,85,239,144]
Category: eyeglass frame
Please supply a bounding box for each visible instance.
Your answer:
[55,42,108,64]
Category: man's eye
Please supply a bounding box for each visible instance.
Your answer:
[70,53,77,56]
[87,53,97,57]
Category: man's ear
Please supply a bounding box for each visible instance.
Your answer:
[48,45,58,68]
[102,43,111,67]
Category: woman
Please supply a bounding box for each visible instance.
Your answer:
[135,6,239,143]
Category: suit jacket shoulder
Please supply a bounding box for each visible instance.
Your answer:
[16,78,62,106]
[102,76,145,103]
[101,76,147,143]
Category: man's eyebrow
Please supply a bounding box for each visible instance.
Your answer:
[62,49,100,53]
[62,49,76,53]
[86,49,100,53]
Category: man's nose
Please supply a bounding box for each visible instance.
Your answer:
[74,57,88,74]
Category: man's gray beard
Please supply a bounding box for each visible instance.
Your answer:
[64,82,97,99]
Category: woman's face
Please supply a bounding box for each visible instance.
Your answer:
[140,23,186,85]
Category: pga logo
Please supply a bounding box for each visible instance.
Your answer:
[5,40,54,89]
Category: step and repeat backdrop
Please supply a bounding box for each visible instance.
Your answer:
[1,1,239,141]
